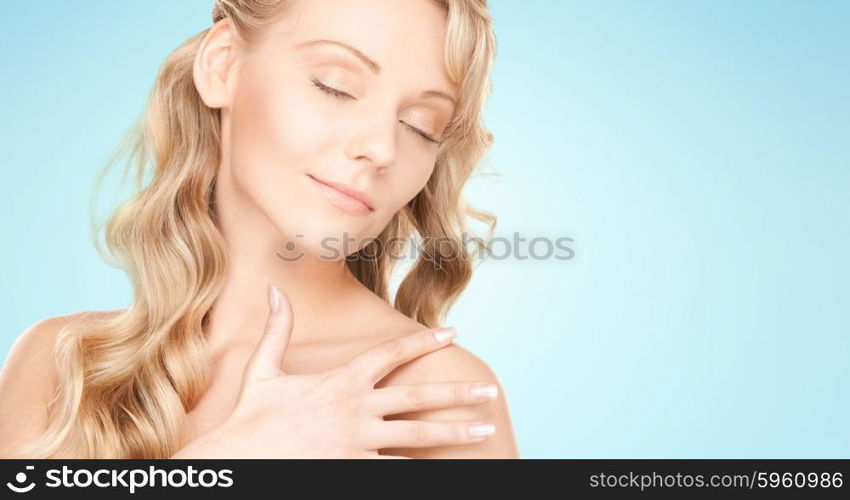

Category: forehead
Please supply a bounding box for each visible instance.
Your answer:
[262,0,454,90]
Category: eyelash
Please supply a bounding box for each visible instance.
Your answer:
[311,78,441,145]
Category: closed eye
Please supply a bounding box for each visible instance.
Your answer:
[312,78,352,99]
[311,78,441,145]
[401,122,440,145]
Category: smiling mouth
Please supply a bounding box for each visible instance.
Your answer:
[307,174,375,216]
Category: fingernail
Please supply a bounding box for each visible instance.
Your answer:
[469,383,498,400]
[468,422,495,438]
[433,327,457,343]
[268,284,280,313]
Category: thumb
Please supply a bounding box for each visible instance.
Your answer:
[243,283,294,382]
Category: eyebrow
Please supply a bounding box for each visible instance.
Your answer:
[295,38,457,108]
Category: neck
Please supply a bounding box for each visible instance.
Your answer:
[203,163,373,352]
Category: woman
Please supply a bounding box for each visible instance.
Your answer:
[0,0,518,458]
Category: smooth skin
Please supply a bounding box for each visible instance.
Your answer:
[0,0,519,459]
[172,286,501,458]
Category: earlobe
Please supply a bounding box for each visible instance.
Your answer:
[193,20,238,109]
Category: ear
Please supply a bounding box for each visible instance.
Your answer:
[193,20,240,109]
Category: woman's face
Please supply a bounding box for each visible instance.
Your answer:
[224,0,456,259]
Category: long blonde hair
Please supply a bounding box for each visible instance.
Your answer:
[7,0,497,459]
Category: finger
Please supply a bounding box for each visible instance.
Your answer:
[364,381,499,416]
[243,284,294,382]
[342,327,457,385]
[368,419,496,449]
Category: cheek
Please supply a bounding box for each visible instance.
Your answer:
[386,159,437,210]
[230,66,325,181]
[226,66,327,237]
[228,61,339,211]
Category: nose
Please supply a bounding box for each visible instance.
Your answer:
[343,112,398,172]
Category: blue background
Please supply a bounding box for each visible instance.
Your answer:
[1,1,848,458]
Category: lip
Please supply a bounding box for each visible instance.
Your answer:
[307,174,375,215]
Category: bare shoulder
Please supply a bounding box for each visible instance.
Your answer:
[2,313,78,388]
[0,309,123,456]
[2,309,123,368]
[364,312,501,387]
[374,317,521,459]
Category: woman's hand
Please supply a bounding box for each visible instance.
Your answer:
[171,285,499,459]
